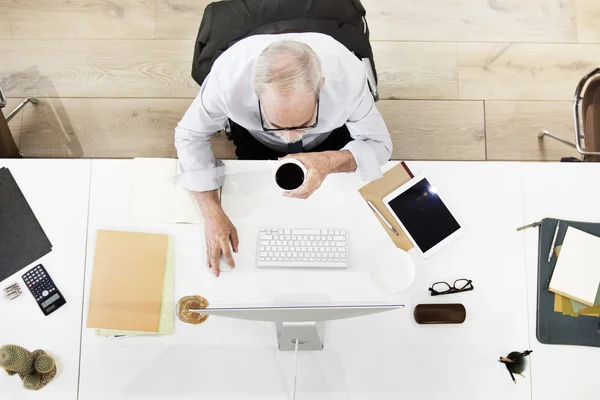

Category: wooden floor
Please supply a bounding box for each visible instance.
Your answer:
[2,0,600,161]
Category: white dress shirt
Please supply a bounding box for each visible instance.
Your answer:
[175,32,392,192]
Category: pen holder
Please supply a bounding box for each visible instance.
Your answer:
[499,350,532,383]
[176,295,209,325]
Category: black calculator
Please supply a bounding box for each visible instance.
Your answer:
[22,264,66,316]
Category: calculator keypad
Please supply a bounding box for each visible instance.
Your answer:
[23,265,56,302]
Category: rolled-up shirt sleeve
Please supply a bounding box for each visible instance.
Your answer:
[175,73,229,192]
[342,78,393,181]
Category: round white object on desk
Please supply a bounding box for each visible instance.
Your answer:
[369,245,416,294]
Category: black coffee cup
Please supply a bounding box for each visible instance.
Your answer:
[274,160,306,191]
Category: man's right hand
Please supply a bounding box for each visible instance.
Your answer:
[195,190,239,277]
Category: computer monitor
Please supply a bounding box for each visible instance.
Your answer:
[190,301,404,351]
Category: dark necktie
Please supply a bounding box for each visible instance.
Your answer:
[287,140,304,154]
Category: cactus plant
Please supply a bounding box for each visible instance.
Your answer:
[0,344,34,374]
[0,345,57,390]
[34,354,55,374]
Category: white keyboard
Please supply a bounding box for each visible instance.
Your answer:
[257,228,347,268]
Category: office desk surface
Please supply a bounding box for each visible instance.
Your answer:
[79,160,530,400]
[522,163,600,400]
[0,160,91,400]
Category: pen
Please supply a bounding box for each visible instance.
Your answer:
[367,200,399,236]
[547,221,561,263]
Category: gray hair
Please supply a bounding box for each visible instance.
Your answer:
[254,40,322,99]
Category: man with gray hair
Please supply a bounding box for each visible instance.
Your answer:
[175,32,392,277]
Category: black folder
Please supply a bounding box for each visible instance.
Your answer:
[536,218,600,348]
[0,167,52,283]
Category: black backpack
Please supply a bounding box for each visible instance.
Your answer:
[191,0,377,89]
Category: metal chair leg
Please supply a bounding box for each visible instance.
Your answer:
[6,97,38,123]
[537,130,577,149]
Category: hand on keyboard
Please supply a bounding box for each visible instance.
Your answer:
[204,208,239,277]
[257,228,347,268]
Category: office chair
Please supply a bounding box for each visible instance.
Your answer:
[538,67,600,162]
[0,85,38,158]
[191,0,379,102]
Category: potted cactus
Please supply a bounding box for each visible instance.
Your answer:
[0,344,57,390]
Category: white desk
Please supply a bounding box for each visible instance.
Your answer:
[0,160,91,400]
[522,163,600,400]
[78,160,531,400]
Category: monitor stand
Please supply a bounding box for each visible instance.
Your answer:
[276,321,325,351]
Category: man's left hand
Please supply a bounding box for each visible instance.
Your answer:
[281,150,356,199]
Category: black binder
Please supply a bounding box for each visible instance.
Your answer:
[536,218,600,347]
[0,167,52,283]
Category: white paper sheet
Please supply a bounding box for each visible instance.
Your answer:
[549,227,600,306]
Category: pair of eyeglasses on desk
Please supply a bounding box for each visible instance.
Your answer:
[429,279,474,296]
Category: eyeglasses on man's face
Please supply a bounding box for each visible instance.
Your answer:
[429,279,474,296]
[258,98,319,132]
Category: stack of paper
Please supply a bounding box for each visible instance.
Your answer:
[549,227,600,318]
[87,230,175,336]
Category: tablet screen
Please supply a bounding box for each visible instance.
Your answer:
[387,178,460,253]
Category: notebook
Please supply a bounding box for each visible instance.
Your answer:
[96,237,175,337]
[87,230,169,332]
[129,158,205,224]
[549,227,600,307]
[358,162,414,251]
[0,167,52,283]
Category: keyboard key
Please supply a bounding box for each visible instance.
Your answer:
[334,230,340,235]
[260,241,270,246]
[325,242,330,247]
[292,229,321,235]
[260,235,272,240]
[336,242,345,247]
[327,235,333,241]
[268,252,274,257]
[341,230,346,236]
[334,253,340,258]
[333,236,345,241]
[321,229,328,235]
[284,229,291,234]
[278,229,284,234]
[328,229,334,235]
